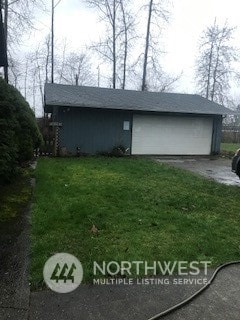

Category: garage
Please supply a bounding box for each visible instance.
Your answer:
[44,84,232,156]
[132,114,213,155]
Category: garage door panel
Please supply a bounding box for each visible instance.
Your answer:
[132,115,213,155]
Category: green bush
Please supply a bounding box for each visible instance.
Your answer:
[0,78,42,183]
[96,145,128,157]
[0,101,18,182]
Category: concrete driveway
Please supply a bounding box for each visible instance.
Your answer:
[155,156,240,187]
[29,264,240,320]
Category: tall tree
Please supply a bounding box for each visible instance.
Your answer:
[88,0,118,88]
[0,0,8,80]
[2,0,44,83]
[141,0,169,91]
[21,36,52,115]
[196,20,236,104]
[87,0,135,89]
[51,0,63,83]
[118,0,134,89]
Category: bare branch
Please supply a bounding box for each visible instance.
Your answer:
[195,19,237,104]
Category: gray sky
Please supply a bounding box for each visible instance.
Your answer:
[22,0,240,115]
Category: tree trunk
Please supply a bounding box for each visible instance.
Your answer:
[24,60,28,98]
[112,0,116,89]
[120,0,127,89]
[45,36,50,83]
[51,0,54,83]
[3,0,8,82]
[58,39,67,83]
[142,0,153,91]
[206,40,214,99]
[211,44,221,101]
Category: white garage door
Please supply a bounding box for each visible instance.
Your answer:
[132,115,213,155]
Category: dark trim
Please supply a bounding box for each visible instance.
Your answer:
[45,104,224,118]
[129,113,134,155]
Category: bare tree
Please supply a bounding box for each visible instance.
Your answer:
[7,56,21,87]
[87,0,135,89]
[20,38,95,116]
[44,35,51,84]
[57,52,95,86]
[141,0,169,91]
[118,0,135,89]
[87,0,118,88]
[0,0,7,80]
[196,20,237,104]
[58,38,68,84]
[51,0,63,83]
[141,0,153,91]
[30,35,51,104]
[19,36,52,116]
[147,61,182,92]
[2,0,44,83]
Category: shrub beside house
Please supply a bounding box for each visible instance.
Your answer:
[0,78,42,184]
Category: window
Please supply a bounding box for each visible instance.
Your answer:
[123,121,130,131]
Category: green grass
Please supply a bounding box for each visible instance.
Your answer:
[0,170,32,222]
[221,143,240,153]
[31,157,240,287]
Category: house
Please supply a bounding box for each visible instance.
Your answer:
[44,83,231,156]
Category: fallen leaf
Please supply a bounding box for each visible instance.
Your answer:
[90,224,98,234]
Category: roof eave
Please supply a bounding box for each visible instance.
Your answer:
[43,102,231,116]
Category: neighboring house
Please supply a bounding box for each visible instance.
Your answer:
[44,83,232,156]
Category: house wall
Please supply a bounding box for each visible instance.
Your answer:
[52,106,223,155]
[56,107,132,154]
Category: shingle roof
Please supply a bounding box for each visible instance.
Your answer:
[44,83,232,115]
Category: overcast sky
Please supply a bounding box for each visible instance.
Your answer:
[21,0,240,114]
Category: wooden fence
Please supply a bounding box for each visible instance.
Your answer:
[222,126,240,143]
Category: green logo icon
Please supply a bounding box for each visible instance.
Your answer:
[43,253,83,293]
[50,262,76,283]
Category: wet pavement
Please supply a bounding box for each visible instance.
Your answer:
[0,205,30,320]
[155,157,240,187]
[29,264,240,320]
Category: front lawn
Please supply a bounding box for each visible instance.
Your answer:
[221,143,239,153]
[31,157,240,287]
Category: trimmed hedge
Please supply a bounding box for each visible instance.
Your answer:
[0,78,42,183]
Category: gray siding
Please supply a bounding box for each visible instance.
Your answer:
[52,107,222,155]
[57,107,132,154]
